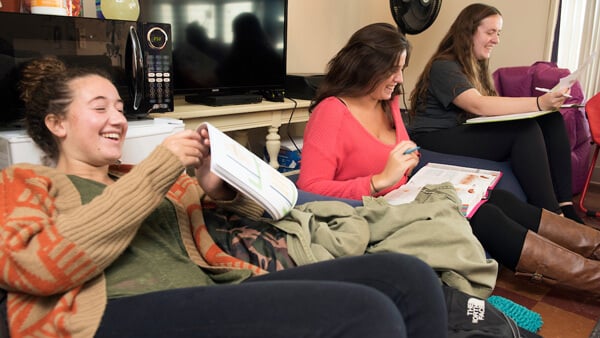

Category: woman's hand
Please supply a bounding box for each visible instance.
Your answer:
[538,89,570,111]
[372,140,420,192]
[193,124,236,200]
[454,88,570,116]
[161,129,204,167]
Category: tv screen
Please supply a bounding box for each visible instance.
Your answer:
[139,0,287,99]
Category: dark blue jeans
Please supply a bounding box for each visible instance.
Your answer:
[95,253,447,338]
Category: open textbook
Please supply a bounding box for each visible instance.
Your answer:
[464,110,554,124]
[383,163,502,218]
[203,122,298,220]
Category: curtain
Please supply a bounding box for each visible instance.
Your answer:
[557,0,600,99]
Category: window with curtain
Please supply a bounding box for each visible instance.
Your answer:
[556,0,600,99]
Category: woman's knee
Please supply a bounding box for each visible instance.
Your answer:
[358,253,438,281]
[353,253,442,298]
[328,283,408,337]
[512,119,546,147]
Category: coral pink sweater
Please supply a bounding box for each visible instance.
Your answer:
[297,96,410,200]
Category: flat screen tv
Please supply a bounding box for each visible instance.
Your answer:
[139,0,287,103]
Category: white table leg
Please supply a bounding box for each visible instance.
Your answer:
[265,126,281,168]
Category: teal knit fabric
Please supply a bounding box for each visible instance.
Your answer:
[488,295,543,333]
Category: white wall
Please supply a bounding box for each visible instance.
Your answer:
[286,0,392,75]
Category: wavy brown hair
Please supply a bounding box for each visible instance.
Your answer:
[409,3,501,120]
[19,56,112,165]
[310,22,411,120]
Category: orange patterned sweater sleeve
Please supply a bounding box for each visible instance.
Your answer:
[0,145,184,337]
[166,175,267,276]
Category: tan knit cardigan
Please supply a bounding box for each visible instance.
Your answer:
[0,146,266,337]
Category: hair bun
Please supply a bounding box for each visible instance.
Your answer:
[19,57,67,103]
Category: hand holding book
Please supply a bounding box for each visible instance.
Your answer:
[201,122,298,220]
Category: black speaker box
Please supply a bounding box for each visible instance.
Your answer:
[185,94,263,106]
[285,74,324,100]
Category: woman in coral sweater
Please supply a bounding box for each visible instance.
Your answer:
[298,22,600,295]
[0,56,447,338]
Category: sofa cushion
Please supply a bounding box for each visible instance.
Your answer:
[297,188,363,206]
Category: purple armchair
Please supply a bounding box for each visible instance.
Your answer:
[493,61,592,195]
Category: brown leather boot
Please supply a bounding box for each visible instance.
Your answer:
[515,231,600,294]
[537,209,600,260]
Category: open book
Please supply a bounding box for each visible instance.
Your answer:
[203,122,298,220]
[464,110,554,124]
[383,163,502,218]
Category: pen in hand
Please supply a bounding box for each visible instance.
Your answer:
[404,146,420,155]
[535,87,573,98]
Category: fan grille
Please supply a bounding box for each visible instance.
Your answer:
[390,0,442,34]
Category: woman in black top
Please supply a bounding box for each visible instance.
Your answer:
[408,3,581,223]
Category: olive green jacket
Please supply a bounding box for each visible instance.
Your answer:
[272,182,498,299]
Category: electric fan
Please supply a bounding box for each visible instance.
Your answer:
[390,0,442,34]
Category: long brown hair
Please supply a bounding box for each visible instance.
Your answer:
[311,22,411,117]
[409,3,501,119]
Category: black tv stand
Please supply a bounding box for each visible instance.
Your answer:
[184,94,263,106]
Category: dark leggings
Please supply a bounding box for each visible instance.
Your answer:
[412,112,572,213]
[469,189,543,270]
[0,290,6,338]
[95,253,448,338]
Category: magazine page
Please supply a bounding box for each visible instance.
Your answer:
[203,122,298,220]
[383,163,502,217]
[407,163,501,190]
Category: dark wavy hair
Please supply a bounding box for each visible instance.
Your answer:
[311,22,411,119]
[19,56,112,165]
[409,3,501,120]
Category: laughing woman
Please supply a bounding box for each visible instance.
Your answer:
[407,3,582,223]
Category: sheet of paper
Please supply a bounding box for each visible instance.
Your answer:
[552,50,598,91]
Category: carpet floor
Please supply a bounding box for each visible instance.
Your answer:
[493,266,600,337]
[490,183,600,337]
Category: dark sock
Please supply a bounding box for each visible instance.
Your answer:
[561,204,585,224]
